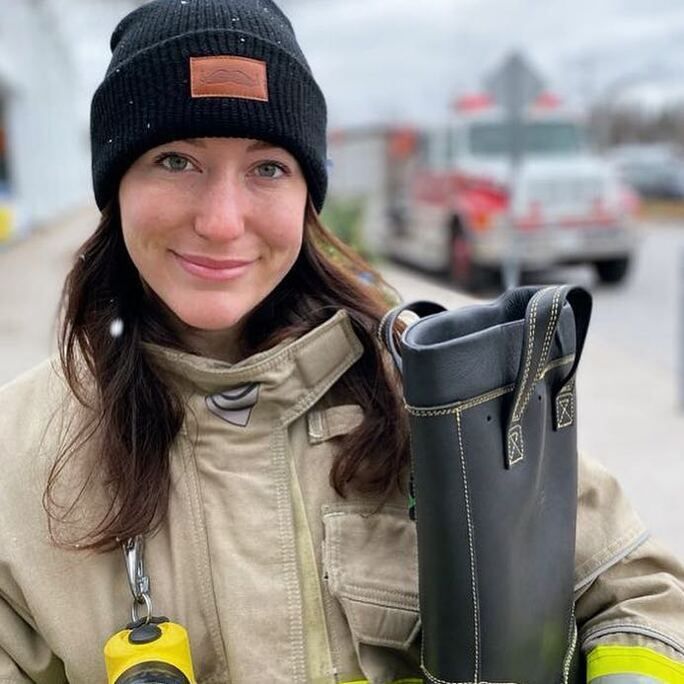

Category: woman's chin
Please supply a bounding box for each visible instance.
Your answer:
[170,302,247,333]
[178,312,244,332]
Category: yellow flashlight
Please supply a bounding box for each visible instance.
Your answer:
[104,618,196,684]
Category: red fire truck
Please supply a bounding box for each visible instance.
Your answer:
[329,94,640,290]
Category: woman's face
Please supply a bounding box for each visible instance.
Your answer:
[119,137,307,336]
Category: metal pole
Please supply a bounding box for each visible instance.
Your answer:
[503,153,521,291]
[485,53,544,290]
[503,97,523,291]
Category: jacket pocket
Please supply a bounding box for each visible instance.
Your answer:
[321,503,421,652]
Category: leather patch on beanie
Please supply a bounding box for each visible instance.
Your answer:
[190,56,269,101]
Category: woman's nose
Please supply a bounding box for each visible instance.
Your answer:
[193,174,246,241]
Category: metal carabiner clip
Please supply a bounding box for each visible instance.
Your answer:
[122,535,152,624]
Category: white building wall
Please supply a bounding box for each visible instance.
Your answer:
[0,1,92,239]
[328,129,393,256]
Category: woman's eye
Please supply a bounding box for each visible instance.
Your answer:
[156,154,195,172]
[254,162,287,179]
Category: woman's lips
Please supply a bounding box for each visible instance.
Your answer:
[172,251,255,281]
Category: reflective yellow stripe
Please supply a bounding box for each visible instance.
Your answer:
[587,645,684,682]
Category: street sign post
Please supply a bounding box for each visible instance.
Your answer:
[484,52,545,289]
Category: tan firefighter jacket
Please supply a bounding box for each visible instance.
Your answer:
[0,310,682,684]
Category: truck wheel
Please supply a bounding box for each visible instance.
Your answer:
[594,257,631,285]
[449,222,498,292]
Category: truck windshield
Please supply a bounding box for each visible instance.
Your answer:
[468,121,585,157]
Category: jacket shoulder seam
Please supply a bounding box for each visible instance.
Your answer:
[574,528,650,593]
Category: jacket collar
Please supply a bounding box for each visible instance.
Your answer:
[143,310,364,423]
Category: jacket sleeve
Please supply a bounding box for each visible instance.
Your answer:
[0,591,66,683]
[574,454,684,683]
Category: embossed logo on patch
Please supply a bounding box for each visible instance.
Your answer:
[190,55,269,101]
[206,383,260,427]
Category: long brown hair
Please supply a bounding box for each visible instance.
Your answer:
[49,199,409,551]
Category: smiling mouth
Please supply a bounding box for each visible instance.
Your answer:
[172,251,255,281]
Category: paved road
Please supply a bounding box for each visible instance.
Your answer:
[0,208,94,385]
[528,225,684,380]
[1,212,683,557]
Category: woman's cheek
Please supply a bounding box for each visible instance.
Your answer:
[272,208,305,248]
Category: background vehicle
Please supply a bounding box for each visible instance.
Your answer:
[608,143,684,200]
[385,95,640,289]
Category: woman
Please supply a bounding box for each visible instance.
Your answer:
[0,1,682,682]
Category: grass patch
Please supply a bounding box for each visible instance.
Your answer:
[321,196,375,260]
[639,199,684,223]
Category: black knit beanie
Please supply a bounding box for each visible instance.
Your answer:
[90,0,328,212]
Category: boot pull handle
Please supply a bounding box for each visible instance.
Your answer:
[378,300,447,374]
[506,285,592,468]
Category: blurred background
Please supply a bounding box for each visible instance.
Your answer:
[0,0,683,555]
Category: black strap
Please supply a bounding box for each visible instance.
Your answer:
[505,285,592,468]
[379,300,447,374]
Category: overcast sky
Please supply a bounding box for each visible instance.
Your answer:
[78,0,684,128]
[280,0,684,126]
